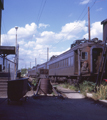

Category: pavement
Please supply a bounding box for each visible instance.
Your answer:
[0,87,107,120]
[57,86,107,105]
[56,86,85,99]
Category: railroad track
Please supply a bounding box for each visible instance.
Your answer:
[51,82,67,99]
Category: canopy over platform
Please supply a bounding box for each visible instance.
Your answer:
[0,46,15,56]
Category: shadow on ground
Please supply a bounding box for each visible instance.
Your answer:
[0,91,107,120]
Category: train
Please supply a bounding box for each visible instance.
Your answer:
[28,19,107,83]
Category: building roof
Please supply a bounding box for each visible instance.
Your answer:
[0,46,15,55]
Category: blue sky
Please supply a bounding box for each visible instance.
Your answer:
[1,0,107,69]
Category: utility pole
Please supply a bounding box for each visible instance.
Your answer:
[35,58,37,66]
[30,62,31,69]
[0,0,4,46]
[47,47,49,62]
[88,7,91,41]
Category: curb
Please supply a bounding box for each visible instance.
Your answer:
[86,93,107,108]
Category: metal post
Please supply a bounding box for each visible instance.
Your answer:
[15,26,18,48]
[88,7,90,41]
[15,26,18,78]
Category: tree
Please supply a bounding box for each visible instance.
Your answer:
[21,68,27,76]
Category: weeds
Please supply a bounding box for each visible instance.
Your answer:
[60,83,79,91]
[93,85,107,100]
[60,81,107,100]
[79,81,95,96]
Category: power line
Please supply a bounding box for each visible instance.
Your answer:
[51,0,97,48]
[51,2,90,48]
[36,0,47,25]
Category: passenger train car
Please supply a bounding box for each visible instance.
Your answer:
[28,38,106,82]
[48,38,105,81]
[28,62,47,77]
[28,19,107,83]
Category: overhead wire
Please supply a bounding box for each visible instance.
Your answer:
[36,0,47,25]
[23,0,47,67]
[50,1,90,49]
[51,0,97,49]
[22,0,47,60]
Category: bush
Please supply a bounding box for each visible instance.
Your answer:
[93,85,107,100]
[60,81,107,100]
[79,81,96,95]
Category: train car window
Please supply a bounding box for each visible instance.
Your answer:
[65,59,66,66]
[71,57,73,66]
[82,52,88,60]
[64,60,65,66]
[66,59,67,66]
[61,60,63,67]
[67,58,68,66]
[68,57,70,66]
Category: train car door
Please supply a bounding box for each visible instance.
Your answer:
[74,50,78,75]
[92,48,102,73]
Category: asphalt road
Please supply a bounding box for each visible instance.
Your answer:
[0,90,107,120]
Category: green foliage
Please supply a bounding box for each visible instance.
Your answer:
[69,85,79,91]
[21,68,27,76]
[79,81,96,95]
[93,85,107,100]
[32,72,40,86]
[60,81,107,100]
[60,83,79,91]
[32,78,38,86]
[61,83,69,88]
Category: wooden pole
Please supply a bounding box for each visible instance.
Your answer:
[35,58,37,66]
[88,7,90,41]
[47,47,49,62]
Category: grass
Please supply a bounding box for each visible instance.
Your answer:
[60,81,107,100]
[60,83,79,92]
[79,81,95,96]
[93,85,107,100]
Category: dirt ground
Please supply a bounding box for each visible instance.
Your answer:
[0,89,107,120]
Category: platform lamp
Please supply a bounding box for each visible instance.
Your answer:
[15,26,18,79]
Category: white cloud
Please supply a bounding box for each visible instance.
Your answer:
[83,22,103,39]
[38,23,50,28]
[80,0,90,5]
[61,20,87,33]
[1,22,38,46]
[96,8,103,11]
[2,20,103,69]
[8,23,37,37]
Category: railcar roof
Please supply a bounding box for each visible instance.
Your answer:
[101,19,107,25]
[49,38,103,61]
